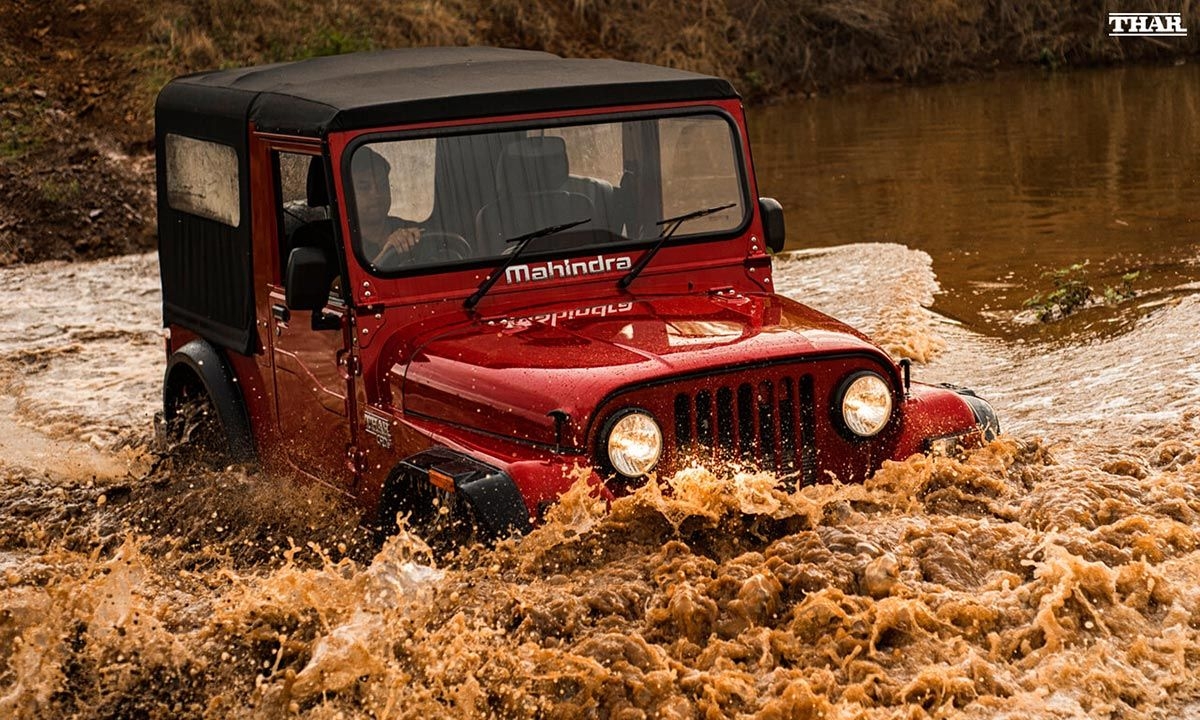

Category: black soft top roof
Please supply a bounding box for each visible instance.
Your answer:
[156,47,739,137]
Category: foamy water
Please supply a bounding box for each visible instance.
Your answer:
[1,245,1198,718]
[776,244,1200,449]
[0,253,160,474]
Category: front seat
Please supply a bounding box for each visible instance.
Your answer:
[475,136,593,256]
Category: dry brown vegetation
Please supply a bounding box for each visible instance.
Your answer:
[1,0,1196,264]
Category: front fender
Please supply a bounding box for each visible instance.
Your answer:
[892,382,999,460]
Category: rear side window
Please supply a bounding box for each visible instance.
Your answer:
[164,134,241,227]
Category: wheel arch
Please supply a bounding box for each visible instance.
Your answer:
[164,339,256,463]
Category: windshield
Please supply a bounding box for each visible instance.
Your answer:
[346,113,747,273]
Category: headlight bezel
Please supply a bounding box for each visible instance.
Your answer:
[833,370,896,440]
[600,407,663,479]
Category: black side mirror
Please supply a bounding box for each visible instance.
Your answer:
[758,197,786,253]
[285,246,331,312]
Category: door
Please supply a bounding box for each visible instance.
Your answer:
[263,145,359,487]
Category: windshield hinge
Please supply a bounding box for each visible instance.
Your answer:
[351,310,388,349]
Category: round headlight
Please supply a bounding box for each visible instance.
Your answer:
[840,373,893,437]
[606,411,662,477]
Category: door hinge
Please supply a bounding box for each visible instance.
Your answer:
[337,350,363,377]
[346,445,367,475]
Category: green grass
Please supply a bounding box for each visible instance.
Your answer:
[38,178,81,205]
[0,95,47,160]
[1024,264,1142,322]
[297,27,375,59]
[0,115,42,160]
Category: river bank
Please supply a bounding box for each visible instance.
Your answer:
[2,0,1197,266]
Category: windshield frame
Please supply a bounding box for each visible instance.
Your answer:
[338,105,753,279]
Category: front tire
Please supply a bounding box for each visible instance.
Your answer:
[376,475,481,558]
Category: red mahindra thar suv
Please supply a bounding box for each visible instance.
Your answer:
[155,48,998,544]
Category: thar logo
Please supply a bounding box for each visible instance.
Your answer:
[1107,12,1187,36]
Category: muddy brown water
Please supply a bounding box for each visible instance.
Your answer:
[1,67,1199,718]
[751,63,1200,342]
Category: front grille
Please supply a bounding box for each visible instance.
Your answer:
[673,374,818,483]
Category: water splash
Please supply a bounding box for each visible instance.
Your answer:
[2,245,1200,717]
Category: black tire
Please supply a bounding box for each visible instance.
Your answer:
[164,381,234,468]
[162,341,256,468]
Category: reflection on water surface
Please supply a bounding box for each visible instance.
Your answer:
[750,63,1200,340]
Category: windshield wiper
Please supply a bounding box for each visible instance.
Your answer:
[464,218,591,310]
[617,203,736,290]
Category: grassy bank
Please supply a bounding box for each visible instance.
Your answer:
[0,0,1196,263]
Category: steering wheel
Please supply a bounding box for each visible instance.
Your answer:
[408,231,473,263]
[375,230,473,268]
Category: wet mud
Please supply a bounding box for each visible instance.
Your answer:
[2,244,1200,718]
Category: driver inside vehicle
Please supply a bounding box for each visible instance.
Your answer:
[351,146,424,268]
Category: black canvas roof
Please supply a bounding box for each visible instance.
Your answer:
[157,47,739,137]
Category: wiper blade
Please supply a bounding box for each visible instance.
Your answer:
[464,218,591,310]
[618,203,736,290]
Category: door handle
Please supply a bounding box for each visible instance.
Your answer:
[272,304,291,324]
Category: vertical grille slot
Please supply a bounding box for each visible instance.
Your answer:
[758,380,776,468]
[779,377,797,472]
[799,374,818,485]
[737,383,754,461]
[695,390,713,450]
[674,394,693,451]
[716,387,735,455]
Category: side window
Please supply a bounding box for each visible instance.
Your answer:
[276,152,324,241]
[276,151,340,298]
[164,134,241,226]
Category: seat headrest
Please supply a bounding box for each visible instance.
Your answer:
[306,156,329,207]
[495,136,570,195]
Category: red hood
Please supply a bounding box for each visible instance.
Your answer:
[397,292,889,447]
